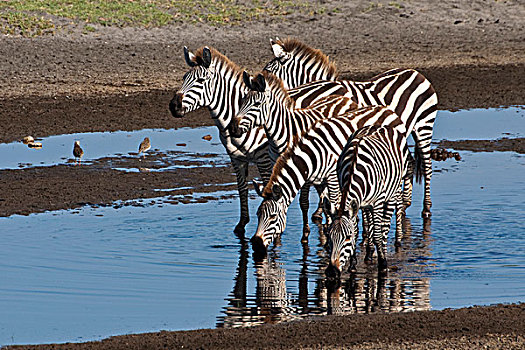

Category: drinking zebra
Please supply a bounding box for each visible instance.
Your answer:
[250,106,407,253]
[169,46,273,235]
[325,125,412,277]
[264,38,437,219]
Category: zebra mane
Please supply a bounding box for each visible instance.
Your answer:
[278,38,338,79]
[193,46,244,79]
[263,131,307,199]
[260,71,294,110]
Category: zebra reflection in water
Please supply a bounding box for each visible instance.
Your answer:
[217,216,432,328]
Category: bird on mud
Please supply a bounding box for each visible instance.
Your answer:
[138,137,151,159]
[73,140,84,165]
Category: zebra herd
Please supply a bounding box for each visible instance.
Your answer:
[169,38,438,277]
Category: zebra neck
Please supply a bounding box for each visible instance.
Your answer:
[207,68,245,133]
[264,101,296,155]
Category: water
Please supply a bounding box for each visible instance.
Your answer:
[0,127,226,170]
[0,108,524,345]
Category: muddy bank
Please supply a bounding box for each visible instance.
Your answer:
[439,137,525,154]
[1,62,524,144]
[0,154,243,217]
[4,303,523,350]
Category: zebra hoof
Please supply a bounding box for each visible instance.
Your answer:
[311,213,323,224]
[233,224,246,237]
[378,258,388,274]
[421,209,432,219]
[394,240,402,248]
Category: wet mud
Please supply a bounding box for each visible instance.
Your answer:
[439,137,525,154]
[5,303,524,350]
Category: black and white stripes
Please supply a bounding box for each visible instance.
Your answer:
[251,107,406,251]
[264,38,437,219]
[325,125,412,275]
[169,46,273,235]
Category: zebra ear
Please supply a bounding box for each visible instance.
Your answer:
[271,39,286,59]
[243,71,253,90]
[272,184,282,200]
[184,46,197,67]
[254,74,266,92]
[202,47,212,68]
[252,180,264,197]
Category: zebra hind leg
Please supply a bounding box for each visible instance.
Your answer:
[363,209,375,263]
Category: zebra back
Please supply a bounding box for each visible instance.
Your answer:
[338,125,409,215]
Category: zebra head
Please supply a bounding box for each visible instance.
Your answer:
[251,181,288,254]
[231,72,269,138]
[263,37,337,89]
[263,38,295,89]
[325,201,359,279]
[169,46,215,118]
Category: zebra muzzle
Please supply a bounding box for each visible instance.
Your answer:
[325,263,341,279]
[250,234,268,254]
[169,93,185,118]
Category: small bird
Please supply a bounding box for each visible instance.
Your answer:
[73,141,84,165]
[138,137,151,159]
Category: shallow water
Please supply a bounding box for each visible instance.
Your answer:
[0,107,523,170]
[0,127,225,170]
[0,108,524,345]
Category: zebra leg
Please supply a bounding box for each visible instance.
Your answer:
[361,209,371,247]
[393,188,404,248]
[413,130,433,219]
[363,208,375,263]
[231,158,250,236]
[255,156,272,186]
[402,152,415,211]
[299,184,311,243]
[373,203,388,273]
[312,184,326,224]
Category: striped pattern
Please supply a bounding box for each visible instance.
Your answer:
[264,39,437,218]
[326,126,412,275]
[232,72,356,241]
[169,47,273,235]
[251,107,406,252]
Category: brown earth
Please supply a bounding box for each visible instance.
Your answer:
[0,0,524,348]
[4,303,524,350]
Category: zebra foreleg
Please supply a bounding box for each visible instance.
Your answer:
[363,208,375,263]
[393,188,404,248]
[312,184,326,224]
[402,152,415,211]
[231,159,250,236]
[299,184,311,243]
[373,203,388,273]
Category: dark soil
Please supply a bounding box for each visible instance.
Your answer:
[4,303,523,350]
[439,137,525,154]
[1,0,524,348]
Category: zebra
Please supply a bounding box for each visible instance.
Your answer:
[168,46,343,236]
[325,125,412,277]
[169,46,273,235]
[250,106,407,253]
[264,38,437,219]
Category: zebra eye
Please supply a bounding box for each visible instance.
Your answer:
[196,78,205,83]
[269,214,277,219]
[253,102,261,107]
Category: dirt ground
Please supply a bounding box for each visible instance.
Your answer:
[0,0,524,348]
[4,303,524,350]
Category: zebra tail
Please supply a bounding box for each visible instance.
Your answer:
[413,144,424,184]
